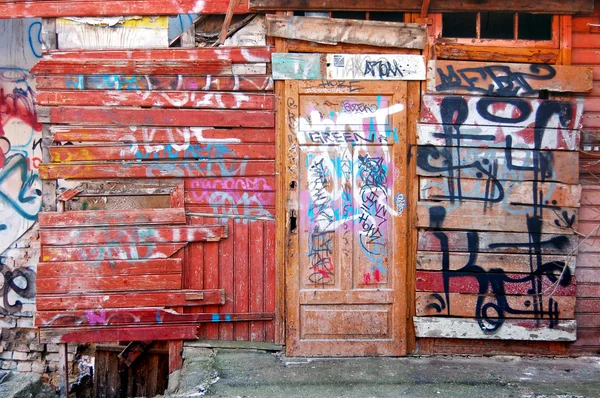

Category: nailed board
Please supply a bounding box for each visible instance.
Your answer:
[249,0,594,14]
[272,53,426,80]
[413,317,577,341]
[427,61,593,97]
[266,15,426,49]
[0,0,251,18]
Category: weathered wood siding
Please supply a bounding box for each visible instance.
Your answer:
[569,2,600,355]
[414,60,589,342]
[34,47,277,344]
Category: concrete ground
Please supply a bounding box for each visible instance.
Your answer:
[166,346,600,398]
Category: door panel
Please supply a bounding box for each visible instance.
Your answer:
[285,81,408,356]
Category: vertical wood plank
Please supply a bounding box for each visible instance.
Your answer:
[264,220,277,343]
[249,220,265,341]
[168,340,183,373]
[234,220,250,340]
[58,344,69,398]
[560,15,573,65]
[42,18,57,52]
[203,217,220,340]
[219,218,235,340]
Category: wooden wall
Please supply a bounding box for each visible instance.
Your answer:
[568,2,600,355]
[33,47,277,345]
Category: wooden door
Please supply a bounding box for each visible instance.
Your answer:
[284,80,409,356]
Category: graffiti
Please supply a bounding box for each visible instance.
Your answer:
[0,68,42,254]
[325,54,426,81]
[395,193,406,216]
[122,142,232,160]
[417,93,581,333]
[0,256,36,314]
[27,21,43,59]
[435,63,557,97]
[304,80,364,94]
[306,156,335,285]
[342,101,377,114]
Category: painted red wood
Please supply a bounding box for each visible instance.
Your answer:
[264,221,276,343]
[40,161,275,180]
[36,289,225,311]
[249,221,265,341]
[41,244,186,262]
[44,46,271,63]
[185,177,276,191]
[32,60,232,75]
[185,191,276,207]
[52,127,275,144]
[39,325,200,344]
[38,208,186,228]
[202,218,221,340]
[49,144,276,162]
[37,259,183,278]
[41,225,228,245]
[49,107,275,127]
[416,271,577,296]
[37,274,182,294]
[36,309,274,327]
[37,75,274,92]
[234,221,250,340]
[38,91,276,110]
[220,218,235,340]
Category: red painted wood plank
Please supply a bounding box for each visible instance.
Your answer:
[417,231,578,255]
[37,259,183,279]
[41,244,185,262]
[264,220,276,343]
[415,271,577,296]
[577,254,600,268]
[577,284,600,298]
[36,309,274,327]
[36,289,225,311]
[51,127,275,144]
[185,177,276,191]
[185,191,275,207]
[185,205,275,219]
[39,160,275,180]
[38,91,275,110]
[43,46,271,63]
[572,49,600,64]
[41,225,228,245]
[201,217,220,340]
[39,208,186,228]
[577,314,600,328]
[577,268,600,283]
[49,143,276,162]
[234,221,250,340]
[33,60,232,75]
[249,220,265,341]
[37,274,182,294]
[220,218,235,340]
[583,112,600,128]
[49,107,275,127]
[39,325,200,344]
[37,75,274,92]
[575,298,600,313]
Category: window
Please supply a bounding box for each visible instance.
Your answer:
[442,12,554,42]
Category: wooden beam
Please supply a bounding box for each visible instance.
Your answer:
[58,344,69,398]
[266,15,426,49]
[218,0,240,45]
[249,0,594,14]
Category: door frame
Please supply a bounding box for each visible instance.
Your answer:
[278,78,416,356]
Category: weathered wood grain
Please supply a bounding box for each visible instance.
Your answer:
[434,44,560,65]
[413,317,577,341]
[415,292,576,319]
[37,274,182,294]
[421,95,584,129]
[417,147,580,184]
[49,143,276,162]
[39,160,275,180]
[266,15,426,49]
[32,60,232,75]
[417,124,580,151]
[418,231,578,255]
[41,244,186,262]
[36,289,225,311]
[416,252,576,274]
[39,325,200,344]
[37,91,275,110]
[49,107,275,127]
[41,225,228,245]
[36,309,274,327]
[427,61,593,96]
[417,202,578,234]
[249,0,593,13]
[419,178,582,208]
[0,0,251,18]
[37,259,183,279]
[416,271,576,296]
[36,74,273,91]
[39,208,186,228]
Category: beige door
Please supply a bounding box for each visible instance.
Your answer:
[284,80,409,356]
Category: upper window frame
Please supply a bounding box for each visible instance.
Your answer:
[434,13,560,49]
